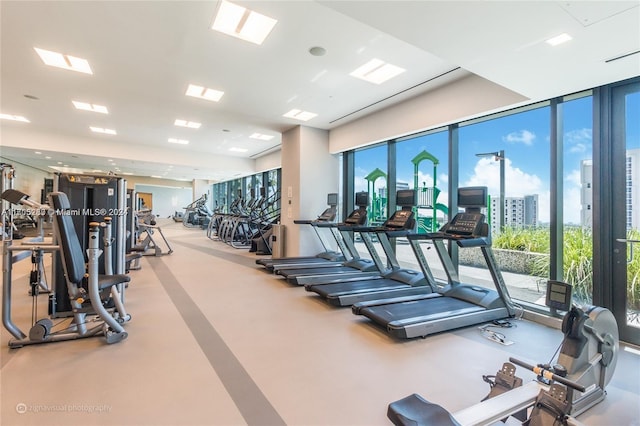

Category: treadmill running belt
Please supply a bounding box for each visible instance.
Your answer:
[361,297,483,327]
[280,266,359,279]
[310,279,408,298]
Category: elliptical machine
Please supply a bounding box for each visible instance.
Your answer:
[387,280,619,426]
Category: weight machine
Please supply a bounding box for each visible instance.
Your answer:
[2,189,130,347]
[387,281,619,426]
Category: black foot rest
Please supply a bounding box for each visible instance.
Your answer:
[98,274,131,290]
[387,394,461,426]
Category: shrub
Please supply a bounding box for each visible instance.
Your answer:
[493,226,640,309]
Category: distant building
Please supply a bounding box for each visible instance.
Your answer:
[580,149,640,230]
[580,160,593,227]
[627,149,640,230]
[489,194,539,234]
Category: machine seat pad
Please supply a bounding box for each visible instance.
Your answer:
[387,393,461,426]
[98,274,131,290]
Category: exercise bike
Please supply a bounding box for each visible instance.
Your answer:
[387,280,619,426]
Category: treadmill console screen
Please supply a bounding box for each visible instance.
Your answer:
[345,208,368,225]
[446,212,484,236]
[355,191,369,207]
[317,206,337,221]
[545,281,572,311]
[386,209,413,229]
[458,186,487,208]
[396,189,417,207]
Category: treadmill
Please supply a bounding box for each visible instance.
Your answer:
[256,193,343,271]
[304,189,434,306]
[275,192,380,284]
[351,186,516,339]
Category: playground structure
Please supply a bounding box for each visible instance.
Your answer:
[412,150,448,233]
[363,150,448,233]
[364,168,388,226]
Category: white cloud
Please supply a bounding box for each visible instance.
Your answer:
[563,168,587,224]
[536,190,551,224]
[415,170,434,188]
[463,157,551,221]
[464,157,542,196]
[354,175,368,192]
[565,168,582,187]
[569,143,587,154]
[565,128,592,144]
[564,128,592,154]
[563,186,583,225]
[503,130,535,146]
[438,172,449,187]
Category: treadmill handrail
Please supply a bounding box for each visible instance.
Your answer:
[350,225,412,233]
[314,222,359,229]
[293,219,332,225]
[408,232,491,247]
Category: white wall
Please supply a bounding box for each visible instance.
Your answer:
[255,149,281,173]
[280,126,338,257]
[135,184,192,218]
[329,74,528,153]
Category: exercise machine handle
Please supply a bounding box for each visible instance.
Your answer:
[508,357,586,392]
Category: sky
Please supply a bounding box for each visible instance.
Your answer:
[352,93,640,226]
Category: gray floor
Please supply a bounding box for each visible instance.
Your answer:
[1,220,639,426]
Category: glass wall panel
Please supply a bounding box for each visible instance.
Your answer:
[254,173,263,200]
[229,178,242,212]
[213,182,228,212]
[355,144,388,225]
[459,106,551,306]
[354,144,388,260]
[621,88,640,333]
[562,95,593,305]
[394,130,449,279]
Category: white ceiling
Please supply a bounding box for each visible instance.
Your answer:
[1,1,638,182]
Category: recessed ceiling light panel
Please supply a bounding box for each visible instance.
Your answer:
[90,126,117,135]
[174,119,202,129]
[350,58,405,84]
[211,0,277,45]
[168,138,189,145]
[72,101,108,114]
[546,33,572,46]
[250,133,274,141]
[0,113,30,122]
[34,47,93,74]
[229,147,248,152]
[283,109,317,122]
[185,84,224,102]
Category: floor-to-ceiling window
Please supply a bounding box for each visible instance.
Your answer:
[561,93,594,305]
[394,129,449,279]
[340,78,638,342]
[609,80,640,345]
[396,129,449,232]
[212,169,281,214]
[354,144,388,225]
[354,144,388,260]
[213,181,228,212]
[262,169,281,222]
[458,104,551,307]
